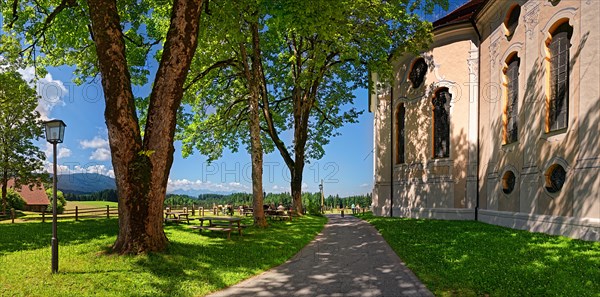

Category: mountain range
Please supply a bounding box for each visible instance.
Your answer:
[56,173,235,196]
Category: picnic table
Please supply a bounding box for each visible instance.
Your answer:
[164,211,190,224]
[190,216,243,240]
[265,209,293,221]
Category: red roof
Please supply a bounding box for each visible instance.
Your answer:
[433,0,486,29]
[8,179,49,206]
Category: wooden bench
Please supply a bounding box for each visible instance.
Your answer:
[190,225,234,239]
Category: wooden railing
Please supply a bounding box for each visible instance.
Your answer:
[37,205,118,222]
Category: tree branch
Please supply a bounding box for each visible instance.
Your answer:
[183,58,237,91]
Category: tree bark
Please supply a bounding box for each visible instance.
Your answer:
[241,19,267,227]
[88,0,203,254]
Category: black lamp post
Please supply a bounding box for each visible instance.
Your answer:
[319,179,324,214]
[44,119,66,274]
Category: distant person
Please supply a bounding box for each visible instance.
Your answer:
[356,203,361,214]
[277,204,285,211]
[351,203,356,214]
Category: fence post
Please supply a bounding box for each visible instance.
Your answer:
[75,206,79,221]
[42,209,45,223]
[191,204,195,216]
[106,205,110,219]
[11,208,15,223]
[202,207,205,217]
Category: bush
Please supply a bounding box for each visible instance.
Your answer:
[6,189,25,210]
[305,199,324,217]
[46,188,66,214]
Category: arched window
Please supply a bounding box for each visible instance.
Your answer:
[504,5,521,38]
[547,22,572,132]
[432,88,450,158]
[396,103,405,164]
[504,54,519,144]
[409,58,427,89]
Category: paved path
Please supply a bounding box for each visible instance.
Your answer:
[208,214,433,297]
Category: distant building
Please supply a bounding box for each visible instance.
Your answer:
[8,179,49,212]
[371,0,600,241]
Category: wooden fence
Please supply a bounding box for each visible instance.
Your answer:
[37,206,119,222]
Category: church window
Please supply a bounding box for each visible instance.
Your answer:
[409,58,427,89]
[504,54,519,144]
[432,88,450,158]
[396,103,405,164]
[547,22,572,132]
[504,5,521,38]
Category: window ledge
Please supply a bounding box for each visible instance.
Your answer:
[501,141,519,152]
[542,128,568,142]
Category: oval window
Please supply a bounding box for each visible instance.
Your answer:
[502,171,516,194]
[409,58,427,89]
[545,164,566,193]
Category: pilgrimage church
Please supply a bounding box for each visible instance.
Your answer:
[370,0,599,241]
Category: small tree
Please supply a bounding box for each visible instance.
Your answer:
[45,188,66,214]
[6,189,25,211]
[0,70,47,215]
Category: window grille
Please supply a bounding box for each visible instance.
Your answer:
[505,56,519,143]
[432,89,450,158]
[396,104,405,164]
[548,24,571,131]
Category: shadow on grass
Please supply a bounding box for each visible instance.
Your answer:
[357,213,600,297]
[125,216,325,296]
[0,219,118,255]
[0,215,326,296]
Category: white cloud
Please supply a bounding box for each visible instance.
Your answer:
[44,143,72,160]
[80,136,111,161]
[18,67,68,120]
[167,178,250,193]
[90,148,111,161]
[80,136,109,149]
[359,183,370,188]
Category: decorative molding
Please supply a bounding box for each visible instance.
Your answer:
[523,1,541,40]
[489,38,501,70]
[467,49,479,79]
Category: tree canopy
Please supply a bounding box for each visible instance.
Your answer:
[0,70,47,215]
[179,0,447,212]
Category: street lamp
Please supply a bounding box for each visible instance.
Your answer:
[44,119,66,274]
[319,179,324,214]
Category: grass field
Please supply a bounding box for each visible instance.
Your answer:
[0,215,327,296]
[64,201,118,210]
[358,213,600,297]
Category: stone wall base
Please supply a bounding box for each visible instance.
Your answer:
[479,209,600,241]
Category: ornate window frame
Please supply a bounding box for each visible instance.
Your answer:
[539,8,577,139]
[502,52,520,145]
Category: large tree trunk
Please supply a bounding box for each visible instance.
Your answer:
[290,159,304,215]
[88,0,203,254]
[242,20,267,227]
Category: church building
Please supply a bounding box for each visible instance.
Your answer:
[370,0,600,241]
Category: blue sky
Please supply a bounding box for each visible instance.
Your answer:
[4,0,466,197]
[24,66,374,197]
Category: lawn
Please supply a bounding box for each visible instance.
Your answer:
[0,215,327,297]
[358,213,600,297]
[64,201,119,210]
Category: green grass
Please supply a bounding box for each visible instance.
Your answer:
[0,215,326,296]
[64,201,119,210]
[357,213,600,297]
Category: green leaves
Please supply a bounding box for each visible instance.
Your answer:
[0,70,47,213]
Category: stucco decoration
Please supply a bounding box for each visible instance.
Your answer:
[489,38,501,70]
[467,49,479,79]
[523,1,541,40]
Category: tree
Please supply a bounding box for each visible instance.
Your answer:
[181,0,446,214]
[2,0,205,253]
[0,70,46,215]
[45,188,66,214]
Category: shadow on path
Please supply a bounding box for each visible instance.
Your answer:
[208,214,432,297]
